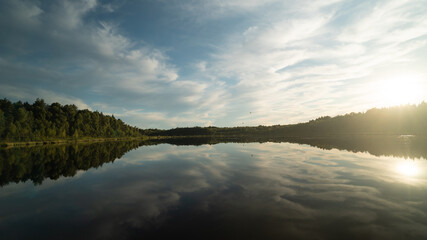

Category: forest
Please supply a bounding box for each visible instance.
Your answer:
[147,102,427,137]
[1,98,427,142]
[0,98,143,141]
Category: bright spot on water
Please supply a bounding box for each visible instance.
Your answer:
[395,161,419,177]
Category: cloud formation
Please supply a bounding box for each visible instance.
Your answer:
[0,0,226,127]
[0,0,426,128]
[195,0,427,125]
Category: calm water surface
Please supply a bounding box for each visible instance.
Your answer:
[1,140,427,239]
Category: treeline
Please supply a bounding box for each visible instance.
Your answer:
[147,103,427,137]
[285,102,427,135]
[0,98,144,141]
[2,98,426,142]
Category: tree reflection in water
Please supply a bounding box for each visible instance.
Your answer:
[0,141,144,186]
[0,137,426,239]
[1,135,426,187]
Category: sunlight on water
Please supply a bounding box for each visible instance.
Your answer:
[2,141,427,239]
[395,160,419,177]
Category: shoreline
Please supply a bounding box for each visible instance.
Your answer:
[0,135,207,148]
[0,137,150,148]
[1,134,422,149]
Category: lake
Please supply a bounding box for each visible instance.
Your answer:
[1,137,427,239]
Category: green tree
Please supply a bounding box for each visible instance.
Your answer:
[0,109,5,138]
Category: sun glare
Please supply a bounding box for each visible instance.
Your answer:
[395,161,419,177]
[376,75,424,107]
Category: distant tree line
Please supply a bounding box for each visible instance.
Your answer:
[147,103,427,137]
[282,102,427,136]
[2,98,427,142]
[0,98,144,141]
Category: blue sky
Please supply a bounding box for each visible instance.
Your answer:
[1,0,426,128]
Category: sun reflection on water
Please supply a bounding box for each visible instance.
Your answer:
[395,161,419,177]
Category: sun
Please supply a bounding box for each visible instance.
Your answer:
[376,75,424,107]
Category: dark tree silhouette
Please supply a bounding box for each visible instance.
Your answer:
[146,103,427,137]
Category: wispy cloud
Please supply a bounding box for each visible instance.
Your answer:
[0,84,91,110]
[191,0,427,125]
[0,0,426,128]
[0,0,226,127]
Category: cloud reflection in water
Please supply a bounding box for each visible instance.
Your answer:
[1,142,427,239]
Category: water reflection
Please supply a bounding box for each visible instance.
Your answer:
[0,141,144,186]
[0,140,427,239]
[1,135,426,186]
[151,135,427,159]
[395,160,420,177]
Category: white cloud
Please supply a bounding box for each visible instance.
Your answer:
[1,0,44,26]
[114,109,216,129]
[178,0,278,19]
[50,0,97,30]
[0,0,227,127]
[195,0,427,125]
[195,61,207,72]
[337,0,427,44]
[0,84,91,110]
[1,0,426,128]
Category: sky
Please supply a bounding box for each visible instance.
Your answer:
[1,0,426,129]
